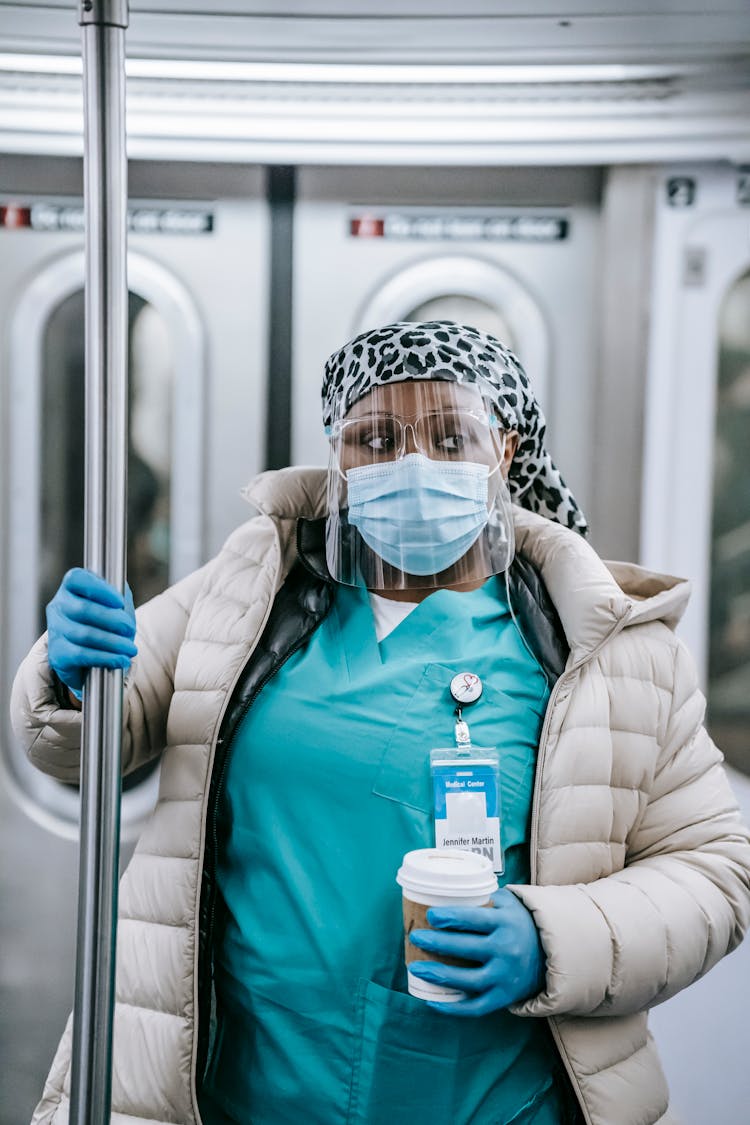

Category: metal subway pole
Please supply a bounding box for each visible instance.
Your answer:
[70,2,129,1122]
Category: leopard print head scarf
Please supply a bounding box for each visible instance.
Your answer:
[322,320,589,536]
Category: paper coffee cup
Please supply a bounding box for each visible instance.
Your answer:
[396,848,498,1002]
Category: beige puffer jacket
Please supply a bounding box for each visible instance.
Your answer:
[11,467,750,1125]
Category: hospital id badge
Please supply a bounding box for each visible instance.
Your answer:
[430,748,503,874]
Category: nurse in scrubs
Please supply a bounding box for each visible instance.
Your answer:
[41,321,593,1123]
[200,323,585,1124]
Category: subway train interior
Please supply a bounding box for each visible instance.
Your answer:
[1,2,750,1122]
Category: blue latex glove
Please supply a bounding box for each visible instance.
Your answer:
[408,888,545,1016]
[46,568,137,699]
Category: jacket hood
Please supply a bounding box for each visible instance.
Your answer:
[242,467,691,663]
[510,506,691,662]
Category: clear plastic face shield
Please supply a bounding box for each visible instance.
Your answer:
[325,380,515,591]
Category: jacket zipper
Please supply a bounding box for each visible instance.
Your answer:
[530,606,634,1125]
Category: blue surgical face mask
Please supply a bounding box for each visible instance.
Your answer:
[346,453,490,576]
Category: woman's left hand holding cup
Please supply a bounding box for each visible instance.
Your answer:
[408,888,546,1016]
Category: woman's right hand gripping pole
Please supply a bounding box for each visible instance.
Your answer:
[46,568,137,702]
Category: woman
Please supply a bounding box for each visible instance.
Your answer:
[12,321,750,1125]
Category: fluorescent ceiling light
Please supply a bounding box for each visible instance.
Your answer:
[0,52,691,84]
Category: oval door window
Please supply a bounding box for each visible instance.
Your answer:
[39,290,174,795]
[708,268,750,777]
[3,248,204,839]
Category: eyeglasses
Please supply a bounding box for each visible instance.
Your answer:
[331,410,502,464]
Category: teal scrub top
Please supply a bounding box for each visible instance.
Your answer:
[202,576,567,1125]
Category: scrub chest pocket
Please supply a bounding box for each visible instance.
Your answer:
[372,662,545,885]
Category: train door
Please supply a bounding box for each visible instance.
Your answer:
[291,165,602,525]
[641,163,750,776]
[641,161,750,1124]
[0,157,269,1123]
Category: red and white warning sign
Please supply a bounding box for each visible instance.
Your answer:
[349,215,385,238]
[349,209,568,242]
[0,205,32,229]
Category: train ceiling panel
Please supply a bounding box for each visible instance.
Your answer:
[0,2,748,163]
[1,2,750,63]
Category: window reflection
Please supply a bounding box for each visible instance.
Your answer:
[708,269,750,775]
[129,303,174,605]
[405,295,515,349]
[39,290,174,792]
[39,290,174,628]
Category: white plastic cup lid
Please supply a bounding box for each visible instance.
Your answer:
[396,848,498,900]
